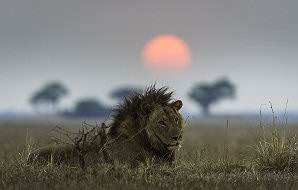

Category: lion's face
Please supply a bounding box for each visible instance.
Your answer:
[146,100,185,151]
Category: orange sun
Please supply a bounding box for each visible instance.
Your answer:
[142,34,191,70]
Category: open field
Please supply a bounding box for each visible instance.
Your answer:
[0,117,297,190]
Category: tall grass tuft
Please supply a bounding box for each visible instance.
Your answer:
[252,130,297,172]
[16,128,36,166]
[251,103,298,172]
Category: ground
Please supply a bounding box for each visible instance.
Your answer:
[0,117,297,190]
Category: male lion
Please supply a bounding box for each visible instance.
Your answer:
[28,86,185,166]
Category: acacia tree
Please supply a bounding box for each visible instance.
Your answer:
[72,98,110,117]
[110,86,143,101]
[189,78,235,116]
[30,81,69,114]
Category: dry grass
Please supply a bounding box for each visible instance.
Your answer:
[0,117,297,190]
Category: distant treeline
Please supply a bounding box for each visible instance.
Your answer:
[29,78,236,118]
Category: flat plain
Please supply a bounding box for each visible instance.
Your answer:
[0,116,297,190]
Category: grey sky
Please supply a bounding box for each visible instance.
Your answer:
[0,0,297,114]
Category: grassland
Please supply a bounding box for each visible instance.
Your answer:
[0,117,297,190]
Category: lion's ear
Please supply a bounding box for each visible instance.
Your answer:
[171,100,183,111]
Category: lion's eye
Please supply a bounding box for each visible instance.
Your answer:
[158,121,166,126]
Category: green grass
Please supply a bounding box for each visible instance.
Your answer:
[0,117,297,190]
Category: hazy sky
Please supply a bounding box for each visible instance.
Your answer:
[0,0,297,114]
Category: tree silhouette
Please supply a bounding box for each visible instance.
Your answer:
[189,78,235,116]
[110,86,143,101]
[30,81,68,113]
[70,98,110,117]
